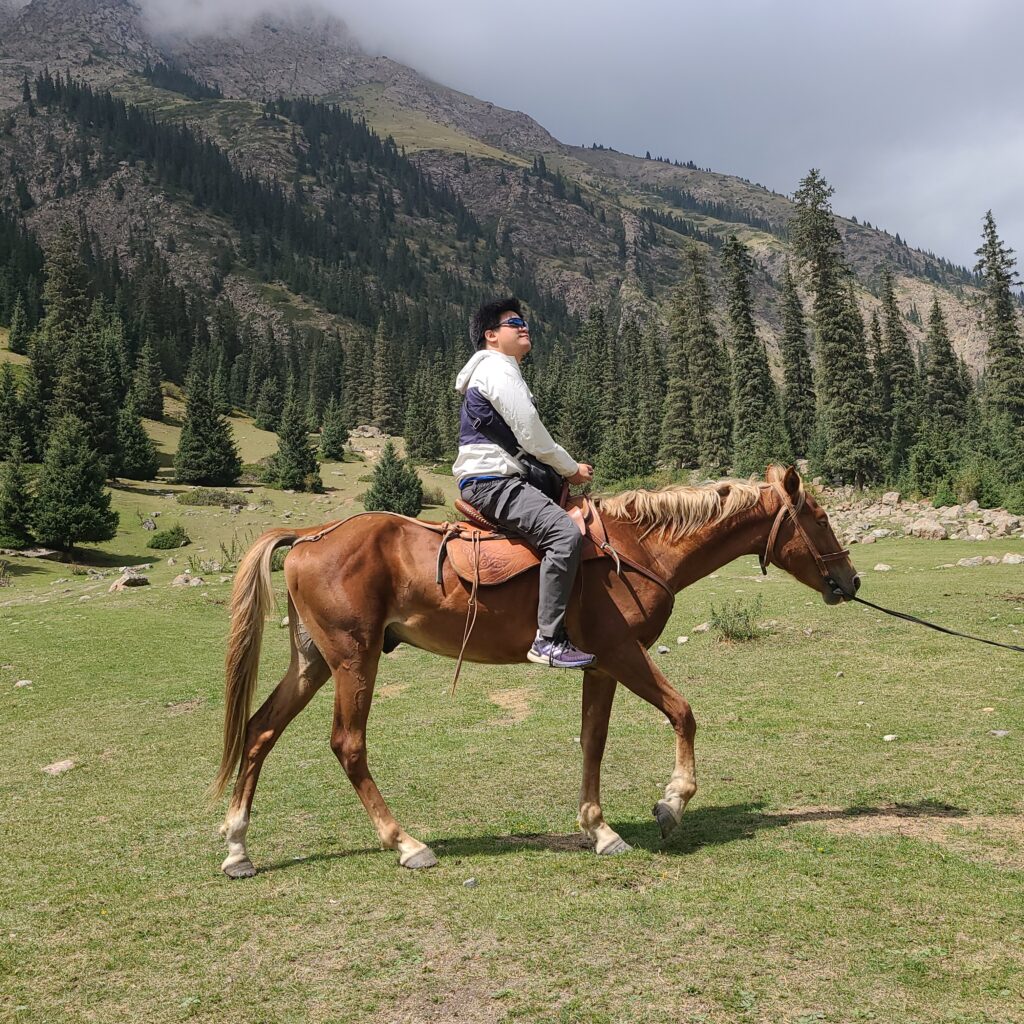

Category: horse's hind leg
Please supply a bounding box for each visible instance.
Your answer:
[221,606,331,878]
[578,668,632,855]
[327,646,437,870]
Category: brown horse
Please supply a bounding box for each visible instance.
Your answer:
[212,464,859,877]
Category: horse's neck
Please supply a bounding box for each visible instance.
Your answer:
[644,500,772,592]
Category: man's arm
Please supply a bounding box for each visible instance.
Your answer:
[484,366,579,477]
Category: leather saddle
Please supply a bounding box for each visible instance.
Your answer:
[440,494,610,586]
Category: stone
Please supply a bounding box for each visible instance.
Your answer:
[676,636,689,645]
[109,572,149,593]
[945,505,963,519]
[990,730,1010,739]
[881,491,901,506]
[142,518,156,531]
[42,759,74,775]
[964,500,980,512]
[860,534,876,545]
[657,645,670,654]
[167,557,176,565]
[983,556,1001,565]
[956,556,984,568]
[966,523,991,540]
[871,529,892,539]
[693,622,710,633]
[14,680,31,688]
[1002,553,1024,565]
[873,564,891,572]
[909,519,947,540]
[463,877,478,888]
[882,734,897,742]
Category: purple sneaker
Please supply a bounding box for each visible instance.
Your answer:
[526,633,596,669]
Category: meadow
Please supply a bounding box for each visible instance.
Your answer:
[1,430,1023,1023]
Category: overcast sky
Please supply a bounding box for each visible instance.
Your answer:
[139,0,1021,271]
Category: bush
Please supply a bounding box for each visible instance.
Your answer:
[709,595,766,642]
[270,548,288,572]
[421,485,446,506]
[362,441,422,517]
[147,523,191,549]
[176,488,238,507]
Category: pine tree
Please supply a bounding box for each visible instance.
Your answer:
[33,415,118,550]
[371,321,400,434]
[681,246,732,472]
[779,264,816,454]
[7,296,29,356]
[254,377,282,432]
[722,236,792,474]
[272,384,322,491]
[114,400,159,481]
[403,369,441,460]
[0,436,34,547]
[319,396,349,460]
[212,354,232,416]
[0,364,22,458]
[974,211,1024,426]
[922,299,968,427]
[363,440,422,516]
[131,340,164,420]
[174,376,241,486]
[880,270,918,479]
[658,293,697,469]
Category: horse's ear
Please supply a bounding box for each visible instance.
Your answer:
[782,464,803,498]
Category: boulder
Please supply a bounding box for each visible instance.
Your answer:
[109,572,150,592]
[909,519,947,540]
[964,500,980,512]
[1002,553,1024,565]
[42,759,74,776]
[873,563,892,572]
[881,491,901,506]
[966,523,991,540]
[983,556,1001,565]
[956,556,984,568]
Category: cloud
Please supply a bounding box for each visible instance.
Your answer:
[132,0,1023,268]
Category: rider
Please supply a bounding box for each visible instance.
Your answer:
[453,297,596,670]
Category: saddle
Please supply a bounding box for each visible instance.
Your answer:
[440,494,610,586]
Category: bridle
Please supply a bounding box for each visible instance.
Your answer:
[759,481,851,600]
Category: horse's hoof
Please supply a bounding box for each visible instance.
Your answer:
[400,847,438,870]
[222,856,257,879]
[596,836,632,856]
[653,801,679,839]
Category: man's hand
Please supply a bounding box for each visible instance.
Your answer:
[567,463,594,486]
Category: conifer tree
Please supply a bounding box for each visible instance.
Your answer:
[371,321,400,434]
[254,377,282,432]
[174,375,241,486]
[636,321,666,471]
[658,295,697,469]
[272,384,322,491]
[974,211,1024,427]
[0,364,22,458]
[319,396,349,460]
[363,440,422,516]
[212,354,232,416]
[779,264,816,455]
[880,270,918,478]
[680,246,732,473]
[404,369,441,460]
[33,415,118,550]
[0,436,34,547]
[722,236,792,474]
[921,299,968,427]
[131,340,164,420]
[113,400,159,481]
[7,295,29,356]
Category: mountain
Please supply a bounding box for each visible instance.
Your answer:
[0,0,998,371]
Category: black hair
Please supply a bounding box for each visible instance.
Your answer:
[469,296,523,350]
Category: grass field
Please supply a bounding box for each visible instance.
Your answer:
[2,456,1023,1024]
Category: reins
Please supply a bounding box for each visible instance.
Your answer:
[762,481,1024,655]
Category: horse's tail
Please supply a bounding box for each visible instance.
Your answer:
[209,528,298,802]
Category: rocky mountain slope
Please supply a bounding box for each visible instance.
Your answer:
[0,0,1002,369]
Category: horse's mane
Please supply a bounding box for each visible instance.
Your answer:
[597,479,762,542]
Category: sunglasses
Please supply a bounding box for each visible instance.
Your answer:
[498,317,530,331]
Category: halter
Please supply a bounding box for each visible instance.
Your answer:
[759,481,851,598]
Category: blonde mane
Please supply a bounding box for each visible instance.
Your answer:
[597,479,763,542]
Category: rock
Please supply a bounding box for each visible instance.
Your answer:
[142,518,156,531]
[881,491,901,506]
[990,730,1010,739]
[882,734,897,742]
[241,487,254,494]
[981,707,995,713]
[42,759,74,775]
[1002,553,1024,565]
[873,564,891,572]
[693,622,710,633]
[964,500,980,512]
[172,573,205,587]
[836,671,844,678]
[109,572,149,592]
[956,556,984,568]
[910,519,947,540]
[281,616,290,627]
[966,523,991,540]
[871,529,892,539]
[676,636,689,645]
[861,534,876,545]
[167,557,176,565]
[14,679,31,688]
[463,877,478,888]
[187,577,205,587]
[657,645,670,654]
[983,556,1001,565]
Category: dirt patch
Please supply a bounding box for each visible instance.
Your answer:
[376,683,409,699]
[496,832,591,852]
[165,698,203,715]
[489,687,535,724]
[781,804,1024,869]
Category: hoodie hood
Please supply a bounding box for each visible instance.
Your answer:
[455,349,518,394]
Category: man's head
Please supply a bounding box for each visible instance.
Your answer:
[470,296,531,361]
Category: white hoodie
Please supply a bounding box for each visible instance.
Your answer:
[451,350,579,483]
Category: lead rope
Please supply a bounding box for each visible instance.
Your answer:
[450,531,482,694]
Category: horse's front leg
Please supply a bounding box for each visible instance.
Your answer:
[578,668,631,854]
[602,642,697,839]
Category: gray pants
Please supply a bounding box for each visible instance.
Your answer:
[460,476,583,640]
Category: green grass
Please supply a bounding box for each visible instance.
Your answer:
[2,479,1023,1021]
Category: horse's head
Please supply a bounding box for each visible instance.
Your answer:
[762,465,860,605]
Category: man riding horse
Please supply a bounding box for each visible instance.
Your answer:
[453,297,596,669]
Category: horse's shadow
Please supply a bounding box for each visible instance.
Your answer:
[255,799,967,873]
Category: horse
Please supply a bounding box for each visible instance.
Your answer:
[211,464,859,877]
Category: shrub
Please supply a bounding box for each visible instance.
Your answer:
[148,523,191,549]
[709,595,766,642]
[270,548,288,572]
[362,441,423,517]
[176,488,238,507]
[421,485,446,506]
